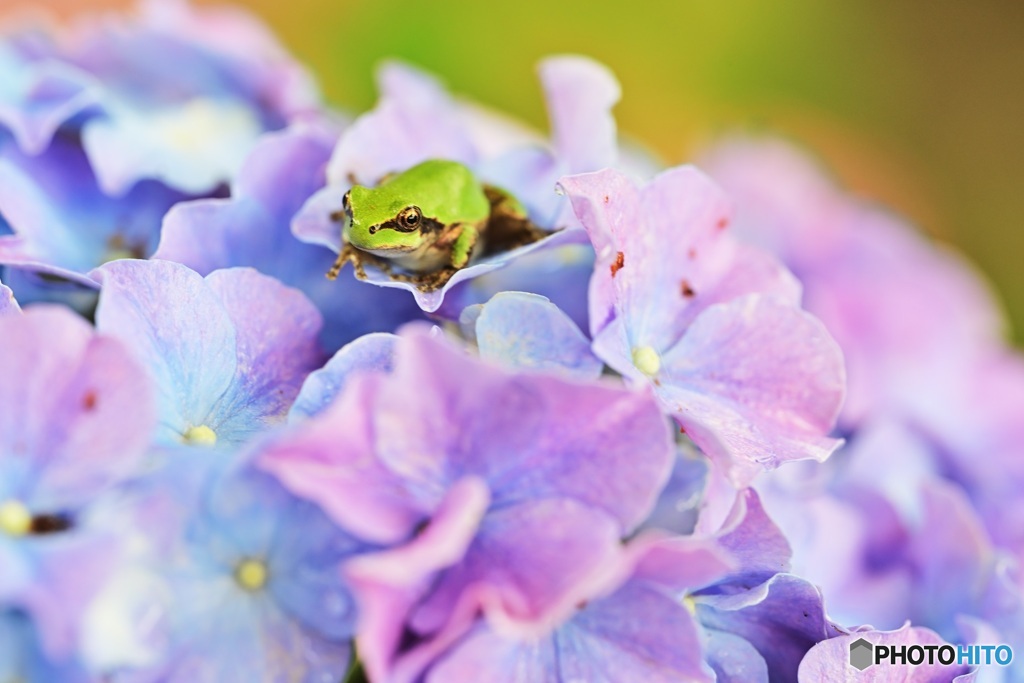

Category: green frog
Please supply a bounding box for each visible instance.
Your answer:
[327,159,542,291]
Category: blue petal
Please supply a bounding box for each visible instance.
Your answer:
[465,292,602,380]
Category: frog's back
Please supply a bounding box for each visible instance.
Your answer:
[387,160,490,225]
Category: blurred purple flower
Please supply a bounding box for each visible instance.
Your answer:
[559,166,846,487]
[292,56,617,313]
[0,305,155,661]
[0,135,190,286]
[93,260,325,448]
[0,42,100,155]
[64,0,320,195]
[154,124,426,351]
[757,427,1024,659]
[702,137,1003,430]
[258,324,675,682]
[0,612,92,683]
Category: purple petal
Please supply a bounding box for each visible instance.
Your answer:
[428,579,713,683]
[259,372,426,544]
[0,305,155,507]
[289,333,397,421]
[325,61,476,188]
[697,574,832,682]
[466,292,603,380]
[154,124,337,275]
[0,136,187,278]
[0,48,101,155]
[638,449,708,536]
[476,55,620,229]
[81,97,264,196]
[437,242,595,331]
[704,629,769,683]
[93,260,238,443]
[657,295,845,486]
[13,531,124,659]
[375,325,674,532]
[0,278,20,315]
[291,184,345,252]
[797,625,971,682]
[202,267,324,441]
[558,166,738,347]
[343,477,490,683]
[409,498,623,637]
[539,55,620,174]
[714,488,792,583]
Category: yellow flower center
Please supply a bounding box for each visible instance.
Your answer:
[235,558,269,591]
[183,425,218,446]
[682,595,697,615]
[0,500,32,537]
[631,346,661,377]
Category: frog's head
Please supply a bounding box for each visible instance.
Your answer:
[341,185,435,255]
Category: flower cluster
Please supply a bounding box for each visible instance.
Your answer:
[1,2,1020,682]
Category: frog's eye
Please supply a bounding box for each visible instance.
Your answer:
[342,191,351,212]
[398,206,422,230]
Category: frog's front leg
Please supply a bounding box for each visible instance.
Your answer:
[438,223,480,269]
[326,243,360,280]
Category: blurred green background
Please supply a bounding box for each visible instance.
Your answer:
[31,0,1024,341]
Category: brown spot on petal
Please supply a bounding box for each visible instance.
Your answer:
[82,391,97,411]
[681,280,696,298]
[603,195,610,204]
[610,251,625,277]
[30,513,72,535]
[717,217,729,230]
[688,248,697,260]
[679,425,687,434]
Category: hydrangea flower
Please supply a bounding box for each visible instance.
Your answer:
[757,443,1024,656]
[0,135,191,286]
[0,42,99,155]
[701,137,1004,429]
[558,166,847,486]
[0,305,155,663]
[154,123,426,351]
[258,323,675,681]
[111,450,368,683]
[291,56,617,312]
[63,0,320,196]
[93,260,324,448]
